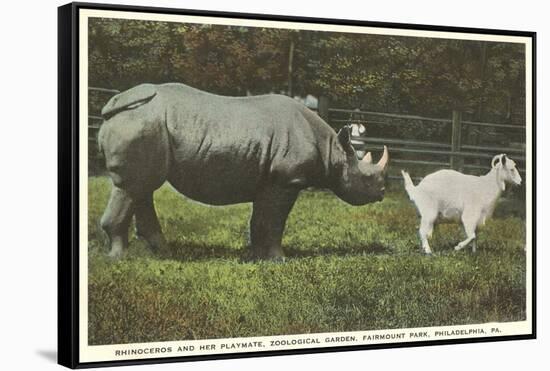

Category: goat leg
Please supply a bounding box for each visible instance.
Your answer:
[455,211,479,252]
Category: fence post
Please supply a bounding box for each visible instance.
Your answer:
[318,96,330,122]
[450,110,463,171]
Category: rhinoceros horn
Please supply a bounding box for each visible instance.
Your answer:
[377,145,389,171]
[362,152,373,164]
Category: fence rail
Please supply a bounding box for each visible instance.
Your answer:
[324,104,526,180]
[353,142,524,161]
[88,88,527,180]
[327,107,525,130]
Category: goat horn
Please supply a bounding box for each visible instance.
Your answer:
[377,145,389,170]
[492,153,505,168]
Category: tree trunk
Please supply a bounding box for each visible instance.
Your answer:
[287,38,295,97]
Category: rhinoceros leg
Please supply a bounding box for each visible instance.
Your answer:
[134,193,165,252]
[249,186,298,260]
[100,186,135,259]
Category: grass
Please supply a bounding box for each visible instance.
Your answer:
[87,177,526,345]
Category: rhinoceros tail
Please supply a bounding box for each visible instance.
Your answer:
[101,84,157,119]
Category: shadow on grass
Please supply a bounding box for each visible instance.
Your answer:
[285,242,393,258]
[158,242,244,261]
[149,240,395,263]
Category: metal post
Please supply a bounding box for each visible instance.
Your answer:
[450,110,463,171]
[318,96,329,122]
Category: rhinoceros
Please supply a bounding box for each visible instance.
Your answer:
[98,83,389,260]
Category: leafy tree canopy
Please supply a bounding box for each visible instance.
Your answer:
[89,18,525,123]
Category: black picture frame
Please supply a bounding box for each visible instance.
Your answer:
[58,2,536,368]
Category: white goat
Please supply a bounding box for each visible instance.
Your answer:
[401,154,522,254]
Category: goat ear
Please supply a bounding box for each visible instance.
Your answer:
[499,179,506,192]
[502,154,508,167]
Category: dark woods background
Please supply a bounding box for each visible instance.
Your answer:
[88,17,527,215]
[88,18,526,124]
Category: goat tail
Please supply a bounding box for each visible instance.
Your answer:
[401,170,416,199]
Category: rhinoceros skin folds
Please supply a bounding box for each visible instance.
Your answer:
[98,83,389,260]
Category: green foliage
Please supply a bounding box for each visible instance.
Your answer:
[89,18,525,122]
[87,177,526,345]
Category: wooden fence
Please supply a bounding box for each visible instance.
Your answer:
[321,103,526,182]
[89,88,526,182]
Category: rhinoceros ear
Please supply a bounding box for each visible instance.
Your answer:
[337,126,355,155]
[337,125,351,144]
